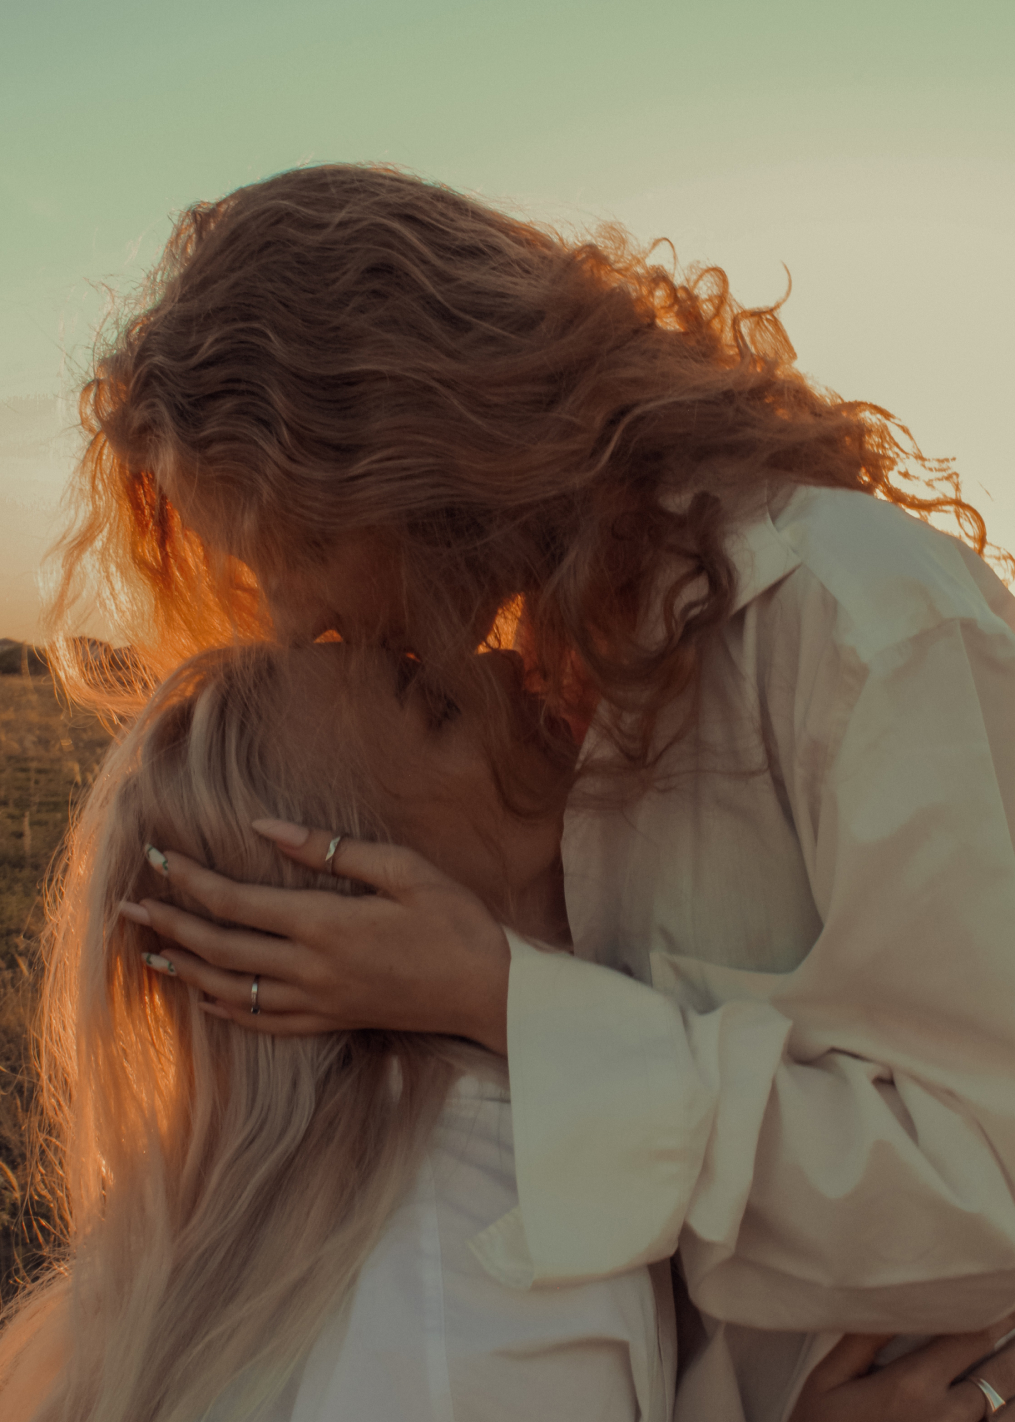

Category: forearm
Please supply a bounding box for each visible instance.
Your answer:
[678,1042,1015,1333]
[477,937,1015,1326]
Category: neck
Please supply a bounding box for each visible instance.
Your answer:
[506,858,572,950]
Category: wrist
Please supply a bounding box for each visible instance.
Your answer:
[458,922,510,1056]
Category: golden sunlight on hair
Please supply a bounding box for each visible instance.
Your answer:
[484,595,524,652]
[0,644,480,1422]
[42,164,1003,784]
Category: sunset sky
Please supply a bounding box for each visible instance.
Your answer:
[2,0,1013,640]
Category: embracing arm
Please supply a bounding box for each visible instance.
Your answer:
[469,564,1015,1339]
[790,1320,1015,1422]
[129,526,1015,1336]
[676,596,1015,1335]
[479,516,1015,1343]
[133,598,1015,1332]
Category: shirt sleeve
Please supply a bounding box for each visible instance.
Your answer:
[470,547,1015,1335]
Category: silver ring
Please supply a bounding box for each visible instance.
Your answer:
[324,834,345,870]
[969,1376,1008,1415]
[250,975,260,1015]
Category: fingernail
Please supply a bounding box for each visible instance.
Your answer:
[145,845,170,876]
[993,1323,1015,1353]
[119,900,152,926]
[251,818,311,848]
[142,951,176,975]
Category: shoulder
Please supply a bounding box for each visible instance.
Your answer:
[754,486,1015,662]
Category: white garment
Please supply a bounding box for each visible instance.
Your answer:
[468,486,1015,1422]
[236,1069,676,1422]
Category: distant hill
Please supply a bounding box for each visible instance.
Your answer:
[0,640,48,676]
[0,638,142,680]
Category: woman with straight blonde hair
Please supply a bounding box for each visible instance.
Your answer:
[0,640,680,1421]
[37,163,1015,1419]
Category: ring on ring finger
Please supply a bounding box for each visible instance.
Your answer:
[324,834,345,872]
[968,1375,1010,1416]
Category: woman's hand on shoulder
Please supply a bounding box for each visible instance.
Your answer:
[790,1315,1015,1422]
[121,824,511,1053]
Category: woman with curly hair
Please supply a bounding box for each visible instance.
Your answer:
[3,641,1009,1422]
[39,165,1015,1420]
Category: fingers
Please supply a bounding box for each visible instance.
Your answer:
[328,839,452,896]
[804,1333,895,1391]
[250,821,356,877]
[860,1316,1015,1422]
[951,1377,1011,1421]
[135,895,312,980]
[251,820,453,896]
[131,832,507,1045]
[148,849,342,937]
[791,1323,1015,1422]
[198,1003,342,1036]
[917,1311,1015,1388]
[955,1330,1015,1418]
[139,942,306,1014]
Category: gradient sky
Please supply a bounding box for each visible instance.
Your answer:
[2,0,1013,639]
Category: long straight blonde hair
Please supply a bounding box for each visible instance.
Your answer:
[0,643,475,1421]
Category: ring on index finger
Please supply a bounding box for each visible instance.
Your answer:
[324,835,345,873]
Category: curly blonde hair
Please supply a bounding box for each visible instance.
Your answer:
[46,163,995,781]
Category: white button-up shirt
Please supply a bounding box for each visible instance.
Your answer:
[471,485,1015,1422]
[215,1070,676,1422]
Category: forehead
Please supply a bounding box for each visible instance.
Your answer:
[266,644,399,776]
[284,642,395,703]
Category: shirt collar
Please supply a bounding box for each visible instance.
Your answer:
[575,495,805,762]
[726,498,804,614]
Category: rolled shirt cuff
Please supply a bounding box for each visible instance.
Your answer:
[469,931,719,1288]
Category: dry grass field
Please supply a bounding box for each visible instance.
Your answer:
[0,660,111,1304]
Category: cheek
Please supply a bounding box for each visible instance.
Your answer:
[386,770,509,898]
[425,798,561,905]
[402,791,498,878]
